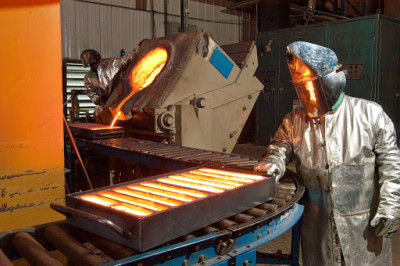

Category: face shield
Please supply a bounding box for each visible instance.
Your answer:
[286,52,330,117]
[286,42,346,117]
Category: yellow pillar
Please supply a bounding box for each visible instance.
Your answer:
[0,0,65,232]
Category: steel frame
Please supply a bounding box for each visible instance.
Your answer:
[101,203,304,266]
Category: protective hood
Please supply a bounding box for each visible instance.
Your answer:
[286,41,346,117]
[81,49,101,68]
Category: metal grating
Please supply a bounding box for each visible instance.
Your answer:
[79,137,259,171]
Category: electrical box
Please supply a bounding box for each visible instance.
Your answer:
[255,14,400,144]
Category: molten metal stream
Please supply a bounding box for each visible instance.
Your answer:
[110,47,168,121]
[110,111,121,128]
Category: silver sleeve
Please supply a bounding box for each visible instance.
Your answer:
[262,113,295,174]
[374,109,400,218]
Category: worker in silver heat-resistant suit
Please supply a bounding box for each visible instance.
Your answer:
[81,49,136,116]
[254,41,400,265]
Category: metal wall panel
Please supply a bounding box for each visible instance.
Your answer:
[61,0,241,59]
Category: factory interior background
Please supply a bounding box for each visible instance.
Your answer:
[1,0,400,265]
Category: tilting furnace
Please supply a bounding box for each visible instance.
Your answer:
[97,30,263,154]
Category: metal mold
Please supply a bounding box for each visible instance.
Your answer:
[61,167,275,252]
[69,123,124,140]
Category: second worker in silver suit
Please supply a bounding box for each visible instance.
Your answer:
[255,41,400,265]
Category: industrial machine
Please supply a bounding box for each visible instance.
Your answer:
[97,30,263,154]
[255,14,400,144]
[1,7,303,263]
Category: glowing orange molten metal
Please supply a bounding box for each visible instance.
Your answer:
[141,182,208,198]
[98,191,169,211]
[110,111,121,128]
[113,188,183,206]
[78,168,266,217]
[157,177,225,193]
[197,168,264,181]
[110,47,168,121]
[127,185,196,202]
[131,47,168,90]
[81,194,153,216]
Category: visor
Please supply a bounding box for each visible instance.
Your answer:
[287,52,330,117]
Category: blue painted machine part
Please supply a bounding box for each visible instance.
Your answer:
[210,47,234,79]
[103,203,304,266]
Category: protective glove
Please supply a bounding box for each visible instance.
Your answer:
[370,213,400,238]
[254,161,284,183]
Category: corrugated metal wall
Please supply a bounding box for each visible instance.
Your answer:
[61,0,242,59]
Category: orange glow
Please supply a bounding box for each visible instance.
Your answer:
[290,57,317,104]
[199,168,264,180]
[130,47,167,90]
[157,178,225,193]
[172,174,236,190]
[127,185,196,202]
[113,188,183,206]
[80,194,153,216]
[141,182,208,198]
[305,81,316,102]
[112,203,153,217]
[183,173,245,187]
[190,170,255,183]
[110,111,121,128]
[77,168,268,218]
[110,47,168,118]
[98,191,169,211]
[81,195,116,206]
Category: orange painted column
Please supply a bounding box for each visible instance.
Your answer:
[0,0,65,231]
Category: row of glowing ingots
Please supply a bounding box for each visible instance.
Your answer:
[80,168,265,217]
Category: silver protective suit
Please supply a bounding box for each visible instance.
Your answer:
[264,95,400,265]
[84,49,137,106]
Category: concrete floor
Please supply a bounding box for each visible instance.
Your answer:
[232,143,400,266]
